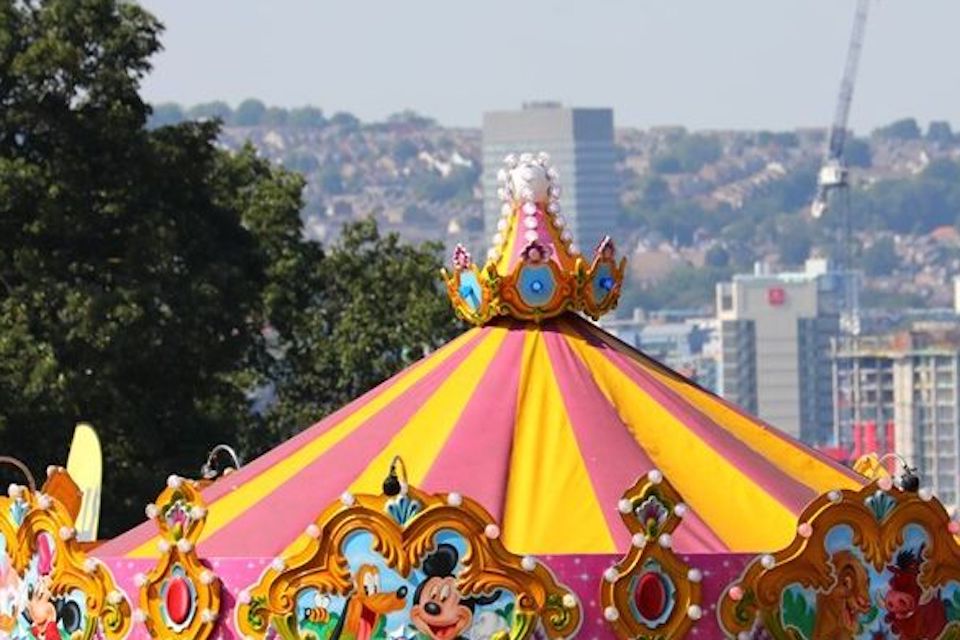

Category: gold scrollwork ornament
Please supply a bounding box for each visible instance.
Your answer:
[0,484,131,639]
[600,469,703,639]
[136,476,221,640]
[235,480,582,640]
[718,480,960,638]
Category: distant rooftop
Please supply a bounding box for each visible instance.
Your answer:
[522,101,563,110]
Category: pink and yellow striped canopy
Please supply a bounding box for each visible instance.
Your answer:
[98,314,863,560]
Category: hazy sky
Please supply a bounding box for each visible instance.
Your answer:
[139,1,958,133]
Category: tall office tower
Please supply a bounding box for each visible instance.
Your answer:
[482,103,618,254]
[832,326,960,508]
[717,259,849,444]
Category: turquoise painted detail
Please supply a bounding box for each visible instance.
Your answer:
[517,264,556,307]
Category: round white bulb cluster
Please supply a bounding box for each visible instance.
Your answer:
[176,538,193,553]
[133,573,148,588]
[617,498,632,514]
[201,608,217,624]
[446,492,463,507]
[132,609,147,624]
[493,152,567,255]
[647,469,663,484]
[878,476,894,492]
[7,484,24,499]
[37,494,52,510]
[687,568,703,583]
[521,556,537,571]
[270,557,286,572]
[827,490,843,504]
[59,526,75,541]
[673,503,688,518]
[562,593,577,609]
[157,540,171,554]
[687,604,703,620]
[631,533,647,548]
[145,503,159,519]
[658,533,672,549]
[200,570,216,586]
[305,523,321,539]
[919,487,933,502]
[340,492,355,507]
[760,554,776,570]
[603,606,620,621]
[484,524,500,540]
[83,558,98,574]
[189,505,206,520]
[166,475,183,490]
[237,589,252,605]
[603,566,619,583]
[107,590,124,605]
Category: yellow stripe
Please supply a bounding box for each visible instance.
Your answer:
[578,321,862,494]
[346,326,508,496]
[559,324,800,551]
[127,328,483,558]
[275,327,508,558]
[502,330,617,554]
[495,208,519,274]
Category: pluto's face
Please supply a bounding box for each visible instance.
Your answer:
[510,163,549,202]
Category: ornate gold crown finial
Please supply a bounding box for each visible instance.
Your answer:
[444,152,626,325]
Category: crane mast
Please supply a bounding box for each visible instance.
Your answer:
[811,0,871,219]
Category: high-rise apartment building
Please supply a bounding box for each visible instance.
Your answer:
[717,259,849,443]
[832,326,960,508]
[482,103,618,252]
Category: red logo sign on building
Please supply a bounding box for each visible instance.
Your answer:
[767,287,786,306]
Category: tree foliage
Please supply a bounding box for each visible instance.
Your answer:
[0,0,462,534]
[873,118,922,141]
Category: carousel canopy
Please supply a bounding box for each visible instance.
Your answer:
[97,152,864,562]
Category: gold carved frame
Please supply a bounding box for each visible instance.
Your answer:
[235,482,582,640]
[0,484,131,639]
[137,476,221,639]
[718,480,960,638]
[600,470,703,639]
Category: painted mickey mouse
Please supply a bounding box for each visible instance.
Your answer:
[410,544,501,640]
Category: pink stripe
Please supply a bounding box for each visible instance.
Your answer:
[543,328,728,553]
[198,329,492,556]
[420,327,526,521]
[96,329,484,557]
[566,319,818,514]
[579,319,864,484]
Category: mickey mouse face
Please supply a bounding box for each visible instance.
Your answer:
[410,576,471,640]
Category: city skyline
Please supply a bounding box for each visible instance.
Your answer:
[140,0,959,133]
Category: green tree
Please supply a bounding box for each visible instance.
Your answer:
[927,121,954,143]
[873,118,921,141]
[0,0,462,535]
[845,137,872,168]
[288,106,326,128]
[148,102,185,128]
[187,100,233,122]
[861,237,898,276]
[704,245,730,268]
[252,219,462,444]
[650,133,721,174]
[0,0,270,532]
[232,98,267,126]
[777,218,813,266]
[263,106,289,126]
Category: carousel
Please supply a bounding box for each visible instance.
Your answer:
[3,153,960,640]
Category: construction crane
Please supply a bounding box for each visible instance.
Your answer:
[811,0,871,220]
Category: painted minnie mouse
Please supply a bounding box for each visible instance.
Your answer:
[410,544,500,640]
